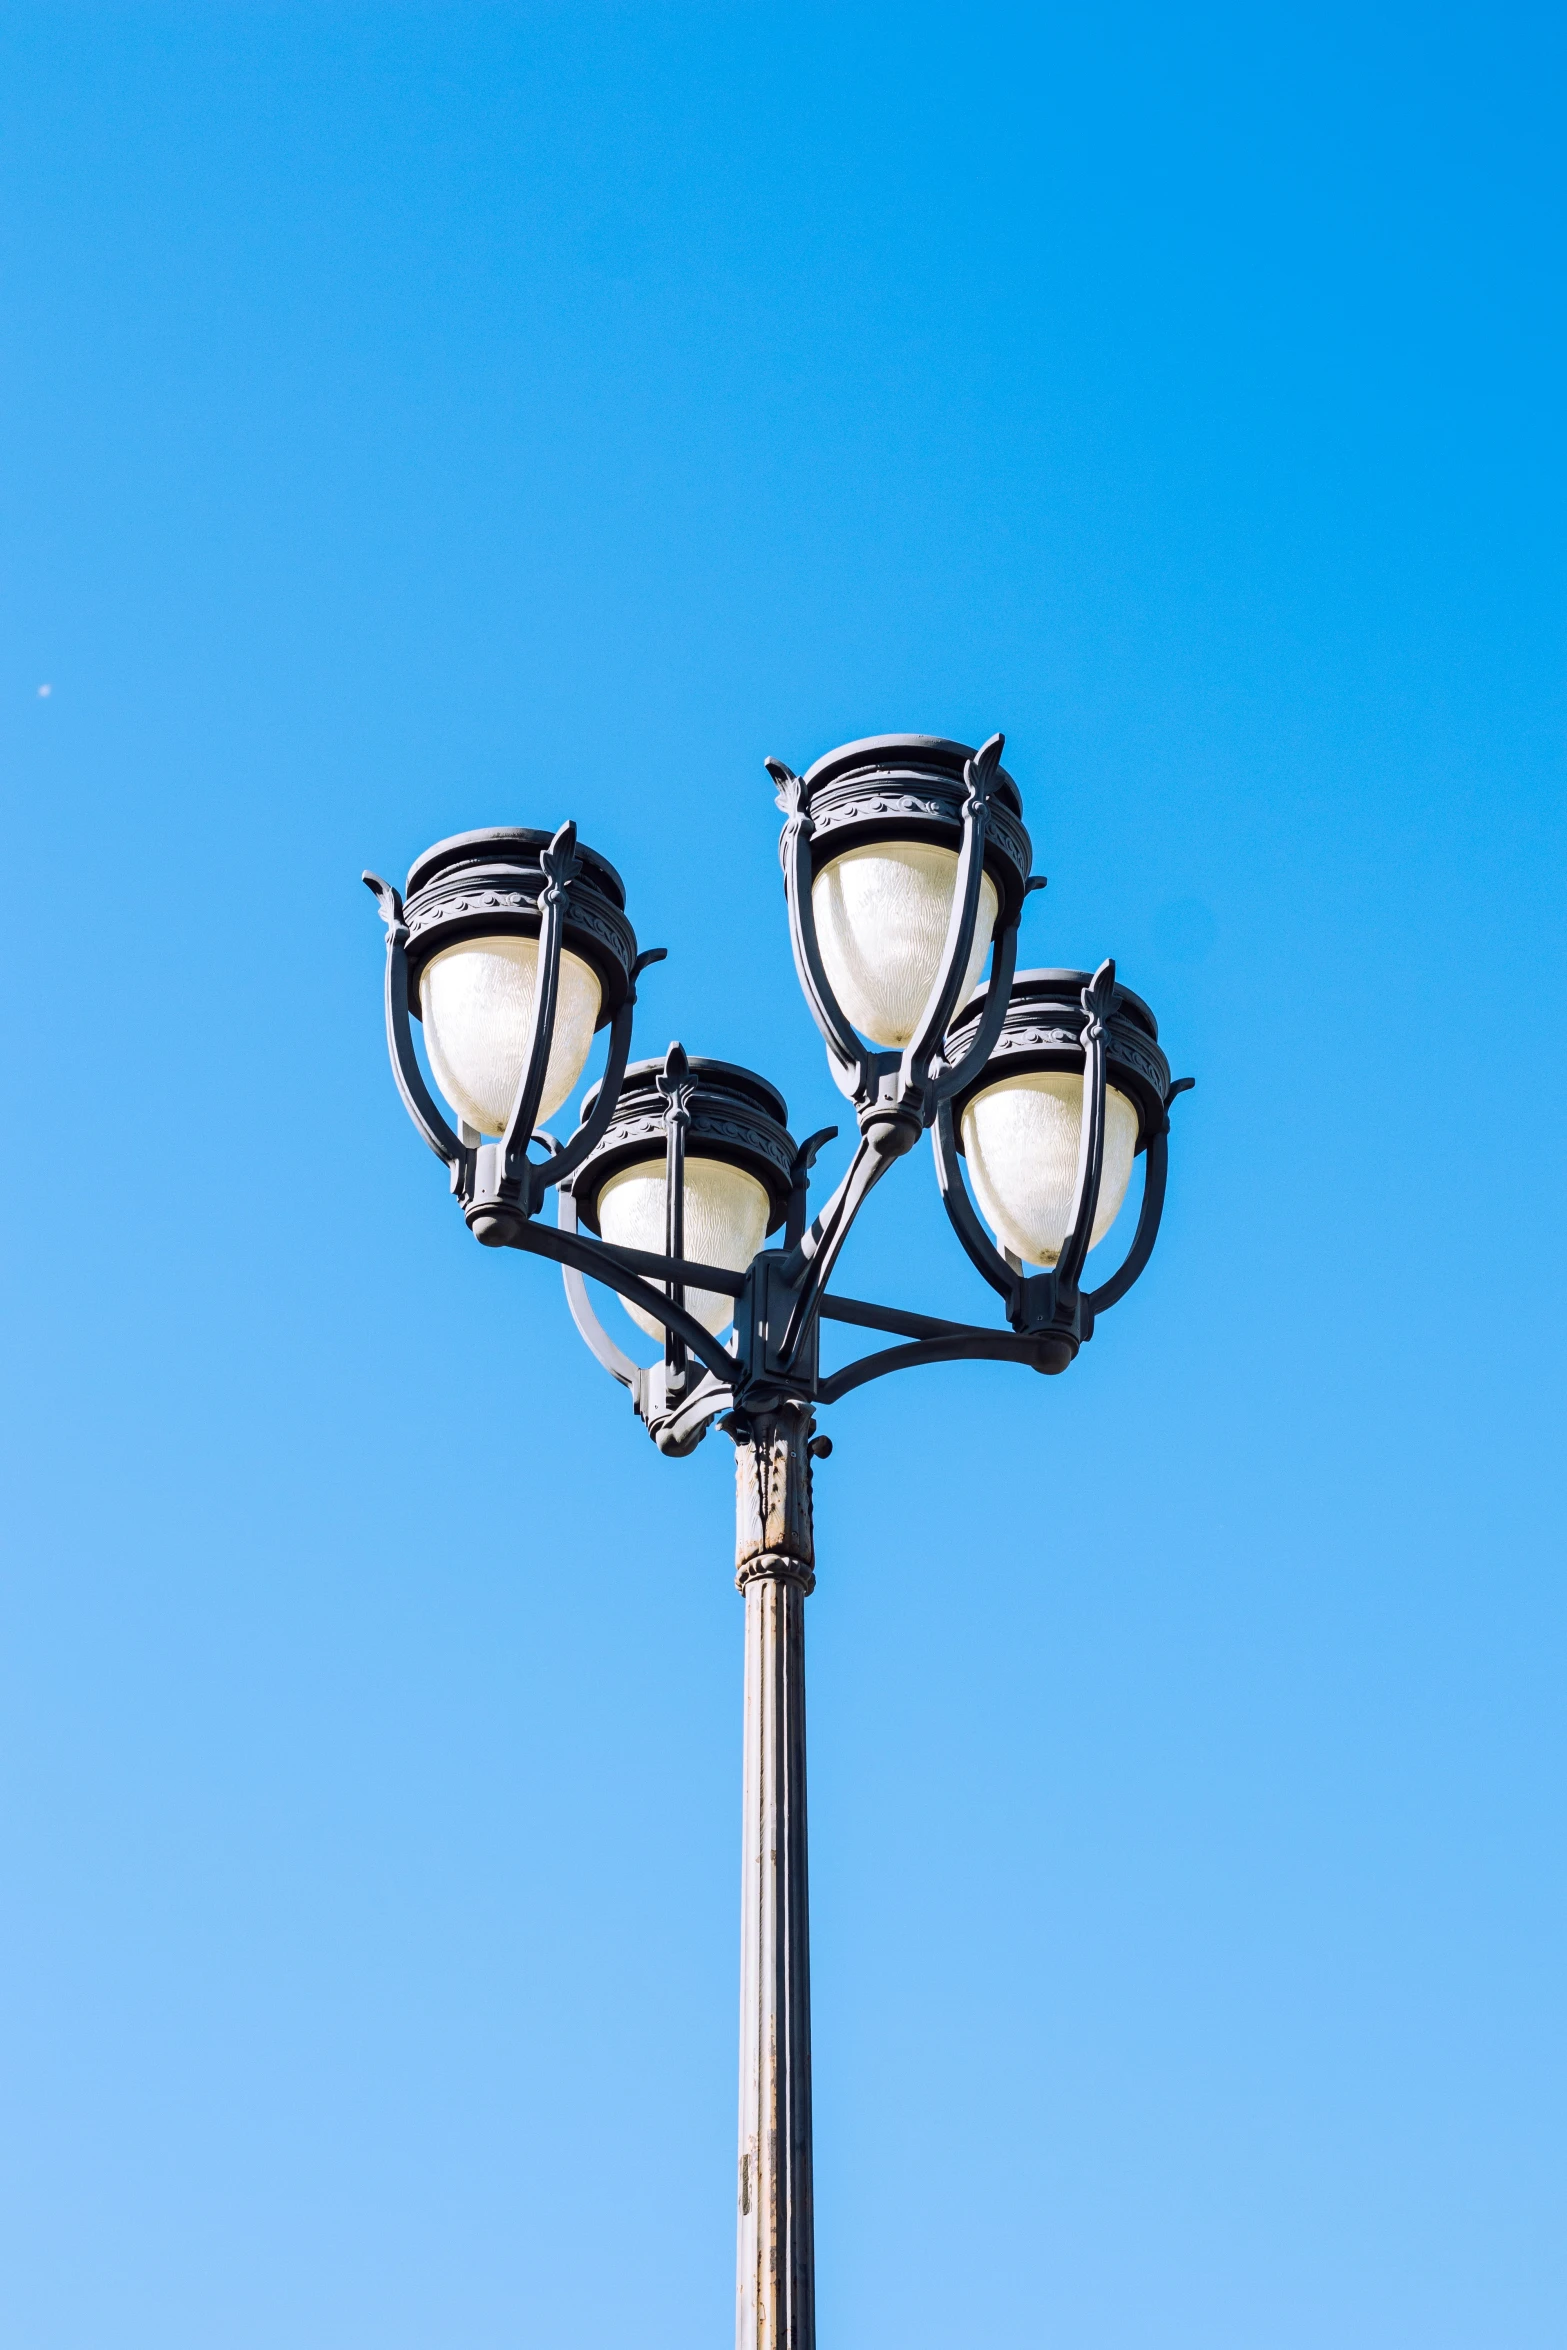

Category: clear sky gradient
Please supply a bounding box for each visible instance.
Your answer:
[1,8,1563,2346]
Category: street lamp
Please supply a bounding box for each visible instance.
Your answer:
[364,732,1191,2350]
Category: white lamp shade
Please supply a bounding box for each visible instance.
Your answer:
[419,934,602,1136]
[811,842,999,1048]
[595,1154,772,1338]
[961,1072,1139,1268]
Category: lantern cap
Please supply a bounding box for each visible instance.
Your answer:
[572,1055,797,1234]
[945,968,1171,1148]
[794,734,1033,923]
[400,825,638,1026]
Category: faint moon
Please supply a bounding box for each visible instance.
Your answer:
[37,683,52,697]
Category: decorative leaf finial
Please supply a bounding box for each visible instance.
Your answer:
[1081,956,1117,1043]
[362,870,405,932]
[539,818,581,899]
[789,1126,838,1183]
[766,757,808,820]
[657,1039,696,1123]
[962,732,1005,816]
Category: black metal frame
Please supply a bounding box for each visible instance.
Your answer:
[365,731,1191,1455]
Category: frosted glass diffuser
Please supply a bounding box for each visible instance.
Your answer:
[596,1155,771,1338]
[961,1072,1139,1268]
[811,842,998,1047]
[419,934,602,1137]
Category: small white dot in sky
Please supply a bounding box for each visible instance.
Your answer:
[37,683,52,697]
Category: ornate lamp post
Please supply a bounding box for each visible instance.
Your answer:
[364,733,1190,2350]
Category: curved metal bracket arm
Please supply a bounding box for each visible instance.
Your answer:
[518,1212,740,1390]
[898,732,1004,1097]
[1083,1125,1165,1323]
[785,1126,839,1250]
[558,1187,640,1389]
[500,820,577,1168]
[819,1327,1053,1406]
[646,1368,735,1454]
[524,948,666,1207]
[599,1242,745,1295]
[657,1042,696,1390]
[1083,1077,1191,1322]
[775,1130,903,1370]
[819,1292,969,1341]
[767,758,871,1099]
[551,1224,745,1295]
[363,873,465,1170]
[927,907,1020,1109]
[556,1198,735,1449]
[931,1099,1024,1317]
[1052,958,1115,1298]
[781,1132,871,1286]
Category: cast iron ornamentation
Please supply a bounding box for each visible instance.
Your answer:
[366,731,1192,1456]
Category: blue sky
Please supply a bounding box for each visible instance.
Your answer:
[1,6,1563,2345]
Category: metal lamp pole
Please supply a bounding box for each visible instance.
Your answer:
[365,733,1190,2350]
[733,1399,818,2349]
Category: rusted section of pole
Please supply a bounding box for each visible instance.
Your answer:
[733,1401,816,2350]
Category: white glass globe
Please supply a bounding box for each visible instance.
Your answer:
[811,842,999,1048]
[419,935,602,1137]
[595,1155,771,1338]
[961,1072,1139,1268]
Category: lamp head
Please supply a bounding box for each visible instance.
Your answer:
[569,1057,798,1341]
[796,735,1033,919]
[787,735,1034,1050]
[401,826,637,1020]
[399,826,640,1139]
[945,970,1172,1272]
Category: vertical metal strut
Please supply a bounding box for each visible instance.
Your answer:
[733,1402,817,2350]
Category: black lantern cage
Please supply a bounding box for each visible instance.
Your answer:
[364,731,1192,1458]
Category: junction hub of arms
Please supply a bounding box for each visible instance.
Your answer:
[365,732,1190,2350]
